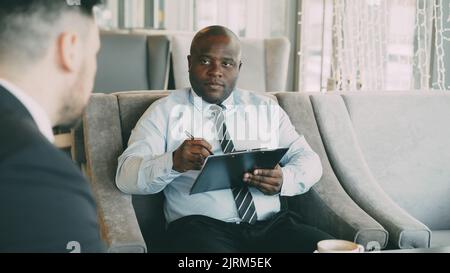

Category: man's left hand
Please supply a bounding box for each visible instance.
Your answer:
[243,164,283,195]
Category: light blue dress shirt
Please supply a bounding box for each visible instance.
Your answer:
[116,88,323,224]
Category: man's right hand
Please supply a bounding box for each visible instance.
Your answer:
[172,139,213,172]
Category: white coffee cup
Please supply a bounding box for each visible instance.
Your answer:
[316,239,365,253]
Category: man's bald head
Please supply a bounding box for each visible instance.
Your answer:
[190,25,241,60]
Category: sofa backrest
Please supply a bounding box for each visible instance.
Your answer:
[311,91,450,230]
[116,91,171,251]
[94,32,171,93]
[275,92,388,247]
[171,34,290,92]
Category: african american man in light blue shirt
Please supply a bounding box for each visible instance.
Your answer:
[116,25,333,252]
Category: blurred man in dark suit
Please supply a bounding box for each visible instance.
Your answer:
[0,0,105,252]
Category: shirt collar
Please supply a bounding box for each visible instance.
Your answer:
[189,88,236,112]
[0,79,54,143]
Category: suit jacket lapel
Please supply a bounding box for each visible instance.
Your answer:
[0,84,39,128]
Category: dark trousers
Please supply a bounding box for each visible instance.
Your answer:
[165,210,334,253]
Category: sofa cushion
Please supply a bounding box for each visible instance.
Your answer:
[94,33,149,93]
[115,91,169,147]
[264,37,290,91]
[310,93,432,248]
[239,38,267,91]
[340,92,450,229]
[431,230,450,248]
[275,92,388,248]
[146,35,171,90]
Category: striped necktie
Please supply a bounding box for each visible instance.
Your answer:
[210,104,257,224]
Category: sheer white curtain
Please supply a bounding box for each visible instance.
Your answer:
[330,0,449,91]
[164,0,195,31]
[331,0,390,91]
[163,0,289,39]
[300,0,450,92]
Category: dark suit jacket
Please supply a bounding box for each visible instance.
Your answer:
[0,85,105,253]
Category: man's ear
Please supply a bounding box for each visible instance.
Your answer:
[238,61,242,71]
[187,55,192,72]
[57,31,82,72]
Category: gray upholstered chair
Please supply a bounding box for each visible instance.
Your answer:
[170,34,290,92]
[72,32,171,165]
[309,91,450,249]
[79,91,387,252]
[93,32,171,93]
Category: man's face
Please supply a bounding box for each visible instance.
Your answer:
[188,35,241,104]
[59,20,100,127]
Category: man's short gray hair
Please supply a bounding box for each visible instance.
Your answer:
[0,0,101,65]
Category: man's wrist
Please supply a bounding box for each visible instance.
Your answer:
[172,150,180,172]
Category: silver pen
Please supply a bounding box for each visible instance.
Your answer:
[184,130,214,155]
[184,130,194,140]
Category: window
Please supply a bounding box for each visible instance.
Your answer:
[298,0,450,92]
[97,0,450,91]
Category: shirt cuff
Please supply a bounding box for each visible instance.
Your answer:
[280,166,307,196]
[139,152,182,189]
[164,152,183,179]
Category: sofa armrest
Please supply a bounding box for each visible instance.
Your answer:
[330,169,431,249]
[83,93,147,253]
[90,176,146,253]
[328,167,431,249]
[310,94,431,249]
[274,92,387,250]
[290,172,389,250]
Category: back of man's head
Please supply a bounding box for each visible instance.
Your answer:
[0,0,102,127]
[0,0,100,66]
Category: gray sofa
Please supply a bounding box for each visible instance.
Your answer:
[80,91,388,253]
[93,32,171,93]
[310,91,450,249]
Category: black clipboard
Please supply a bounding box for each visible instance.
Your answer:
[190,147,289,194]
